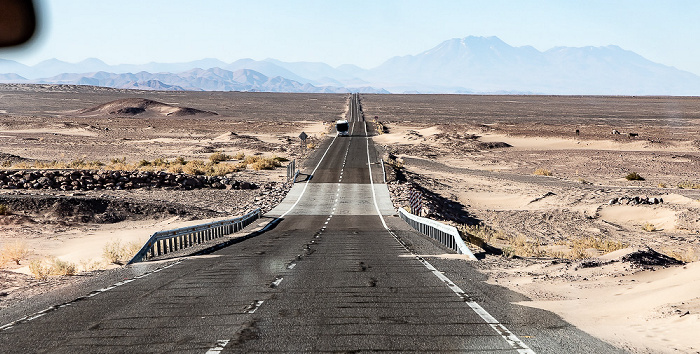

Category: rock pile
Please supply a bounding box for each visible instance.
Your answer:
[608,196,663,205]
[0,170,258,191]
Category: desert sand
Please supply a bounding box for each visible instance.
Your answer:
[2,87,699,352]
[364,93,700,353]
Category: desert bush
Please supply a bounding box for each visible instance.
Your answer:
[28,257,77,278]
[577,178,591,185]
[167,164,184,174]
[233,152,245,160]
[0,204,11,215]
[642,222,657,232]
[662,248,697,263]
[103,240,123,264]
[458,224,507,244]
[209,163,242,176]
[658,183,667,188]
[625,172,644,181]
[103,240,142,265]
[534,168,552,176]
[29,259,50,280]
[137,159,151,167]
[48,257,77,276]
[152,158,168,167]
[172,156,187,165]
[306,142,316,149]
[78,258,104,272]
[110,157,127,164]
[250,157,282,171]
[182,160,207,175]
[209,152,232,163]
[677,181,700,189]
[571,236,626,254]
[1,241,30,265]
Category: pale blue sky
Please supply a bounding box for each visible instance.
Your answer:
[3,0,700,75]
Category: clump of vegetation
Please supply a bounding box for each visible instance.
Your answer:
[0,241,30,266]
[661,247,697,263]
[209,152,232,163]
[0,203,11,215]
[658,183,667,188]
[103,240,142,265]
[28,257,77,279]
[534,168,552,176]
[458,224,508,247]
[625,172,644,181]
[642,222,657,232]
[306,142,316,150]
[677,181,700,189]
[5,153,286,176]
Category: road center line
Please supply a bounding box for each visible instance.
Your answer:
[362,118,535,354]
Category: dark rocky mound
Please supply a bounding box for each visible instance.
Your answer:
[80,98,217,117]
[0,153,27,165]
[0,194,222,224]
[621,247,684,267]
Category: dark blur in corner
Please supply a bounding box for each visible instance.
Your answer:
[0,0,36,48]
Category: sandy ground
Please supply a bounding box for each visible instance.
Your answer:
[2,87,700,352]
[0,85,343,309]
[364,94,700,353]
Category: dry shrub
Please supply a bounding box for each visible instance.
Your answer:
[167,164,184,174]
[458,224,507,245]
[210,163,242,176]
[29,259,50,280]
[103,240,142,265]
[103,240,123,264]
[78,258,104,272]
[29,257,77,279]
[1,241,30,265]
[0,204,11,215]
[233,152,245,160]
[642,222,657,232]
[658,183,667,188]
[250,158,281,171]
[677,181,700,189]
[662,248,697,263]
[534,168,552,176]
[209,152,232,163]
[306,142,316,149]
[625,172,644,181]
[508,234,545,257]
[182,160,207,175]
[571,236,626,253]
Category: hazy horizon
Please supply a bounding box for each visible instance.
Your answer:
[1,1,700,76]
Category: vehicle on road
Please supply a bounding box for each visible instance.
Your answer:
[336,119,349,136]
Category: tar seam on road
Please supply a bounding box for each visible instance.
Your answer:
[362,120,536,354]
[0,260,183,332]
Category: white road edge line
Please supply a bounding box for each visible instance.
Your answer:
[279,134,338,218]
[363,118,535,354]
[0,260,183,332]
[205,339,230,354]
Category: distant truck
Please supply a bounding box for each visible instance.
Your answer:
[336,119,349,136]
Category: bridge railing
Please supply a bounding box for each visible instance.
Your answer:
[398,208,477,260]
[127,208,262,264]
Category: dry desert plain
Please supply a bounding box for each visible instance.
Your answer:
[1,85,700,353]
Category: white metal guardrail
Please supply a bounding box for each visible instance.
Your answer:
[127,208,262,264]
[398,208,477,260]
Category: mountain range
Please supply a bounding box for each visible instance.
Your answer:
[2,36,700,95]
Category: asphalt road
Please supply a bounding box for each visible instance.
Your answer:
[1,94,622,353]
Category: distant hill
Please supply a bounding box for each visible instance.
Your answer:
[2,36,700,94]
[80,98,217,117]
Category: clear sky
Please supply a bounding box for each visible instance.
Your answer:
[3,0,700,75]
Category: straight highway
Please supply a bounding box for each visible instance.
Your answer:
[0,94,621,353]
